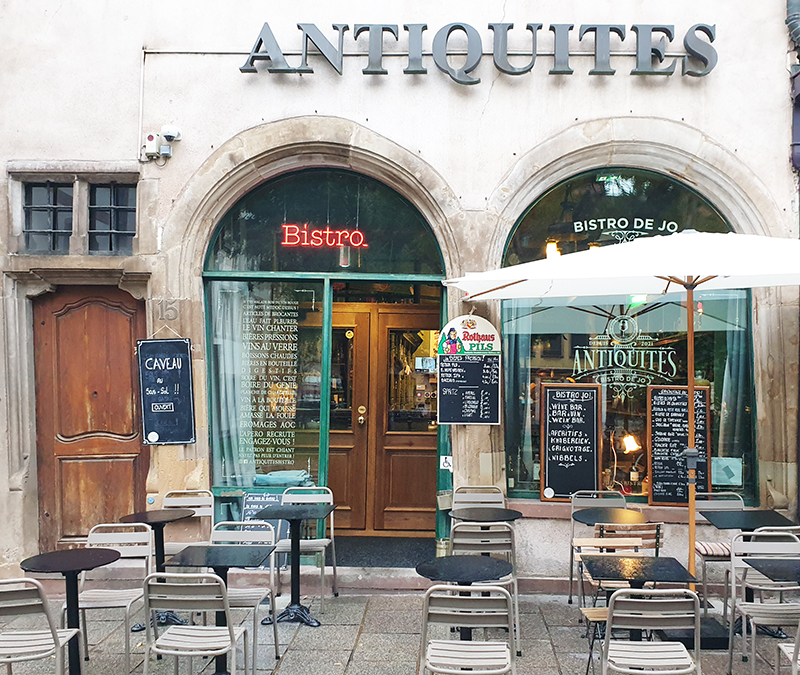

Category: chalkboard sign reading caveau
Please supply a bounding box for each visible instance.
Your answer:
[647,385,710,506]
[137,338,196,445]
[540,383,601,501]
[437,315,501,425]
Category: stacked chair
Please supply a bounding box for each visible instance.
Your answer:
[451,485,506,511]
[273,486,338,611]
[449,520,521,655]
[211,520,281,663]
[694,491,745,615]
[568,490,627,605]
[727,531,800,675]
[419,584,516,675]
[66,522,154,673]
[0,577,80,675]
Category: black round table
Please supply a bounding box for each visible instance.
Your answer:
[450,507,523,523]
[120,508,195,572]
[254,502,336,627]
[21,547,121,675]
[572,507,647,527]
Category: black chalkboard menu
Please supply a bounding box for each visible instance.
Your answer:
[137,338,196,445]
[438,354,501,424]
[647,385,710,506]
[540,383,602,502]
[241,492,289,564]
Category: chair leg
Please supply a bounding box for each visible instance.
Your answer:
[701,557,709,618]
[252,605,259,674]
[80,608,89,661]
[124,608,132,674]
[330,540,338,598]
[512,576,521,657]
[174,655,179,675]
[569,545,575,605]
[727,603,736,675]
[271,597,280,660]
[318,551,325,614]
[750,620,758,675]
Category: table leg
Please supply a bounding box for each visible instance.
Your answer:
[63,571,82,675]
[274,518,320,627]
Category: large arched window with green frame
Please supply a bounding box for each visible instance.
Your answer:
[204,169,444,504]
[502,168,757,502]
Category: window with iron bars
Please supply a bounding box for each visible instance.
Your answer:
[23,183,73,253]
[89,184,137,255]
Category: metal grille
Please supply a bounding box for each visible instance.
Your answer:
[89,184,136,255]
[23,183,73,253]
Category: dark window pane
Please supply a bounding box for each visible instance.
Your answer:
[28,186,49,205]
[53,233,70,252]
[91,210,112,231]
[26,232,50,251]
[56,187,73,207]
[90,233,111,251]
[29,210,51,231]
[92,186,112,207]
[115,233,134,255]
[118,210,136,232]
[115,186,136,207]
[56,211,72,231]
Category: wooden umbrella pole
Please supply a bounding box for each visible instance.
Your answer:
[686,280,697,582]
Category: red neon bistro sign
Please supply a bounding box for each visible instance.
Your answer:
[281,223,367,248]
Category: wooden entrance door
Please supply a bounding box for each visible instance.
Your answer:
[329,304,439,536]
[34,286,149,550]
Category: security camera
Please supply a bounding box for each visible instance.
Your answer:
[161,125,181,143]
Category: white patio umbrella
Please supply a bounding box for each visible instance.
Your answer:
[445,229,800,578]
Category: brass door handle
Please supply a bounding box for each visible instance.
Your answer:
[358,415,366,426]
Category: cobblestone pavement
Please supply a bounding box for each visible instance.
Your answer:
[0,590,792,675]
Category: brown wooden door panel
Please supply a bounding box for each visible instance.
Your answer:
[327,310,370,530]
[373,310,439,532]
[58,456,136,540]
[35,286,148,550]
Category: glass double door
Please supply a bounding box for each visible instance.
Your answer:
[328,304,440,535]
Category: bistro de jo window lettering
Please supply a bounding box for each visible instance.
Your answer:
[502,168,755,502]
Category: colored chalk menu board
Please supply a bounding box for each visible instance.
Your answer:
[647,386,710,506]
[437,315,501,425]
[540,384,601,501]
[137,338,196,445]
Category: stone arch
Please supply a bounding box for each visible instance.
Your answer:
[163,116,462,296]
[484,116,786,270]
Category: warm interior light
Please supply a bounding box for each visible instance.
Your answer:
[546,241,561,258]
[622,434,641,454]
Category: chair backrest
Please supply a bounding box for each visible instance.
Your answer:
[570,490,627,512]
[604,588,700,669]
[420,584,515,665]
[162,489,215,518]
[281,486,335,536]
[211,520,276,546]
[573,537,643,556]
[695,492,745,519]
[729,531,800,584]
[143,573,235,649]
[83,523,154,587]
[596,522,664,556]
[0,578,61,662]
[452,485,505,509]
[449,521,514,560]
[87,522,153,561]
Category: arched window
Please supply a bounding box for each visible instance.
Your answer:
[206,168,443,275]
[502,168,755,503]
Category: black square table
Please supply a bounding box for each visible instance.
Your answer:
[20,547,121,675]
[166,544,275,675]
[744,557,800,584]
[572,507,648,527]
[416,554,513,640]
[581,555,696,641]
[699,509,794,531]
[254,502,336,627]
[450,507,522,523]
[120,508,195,573]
